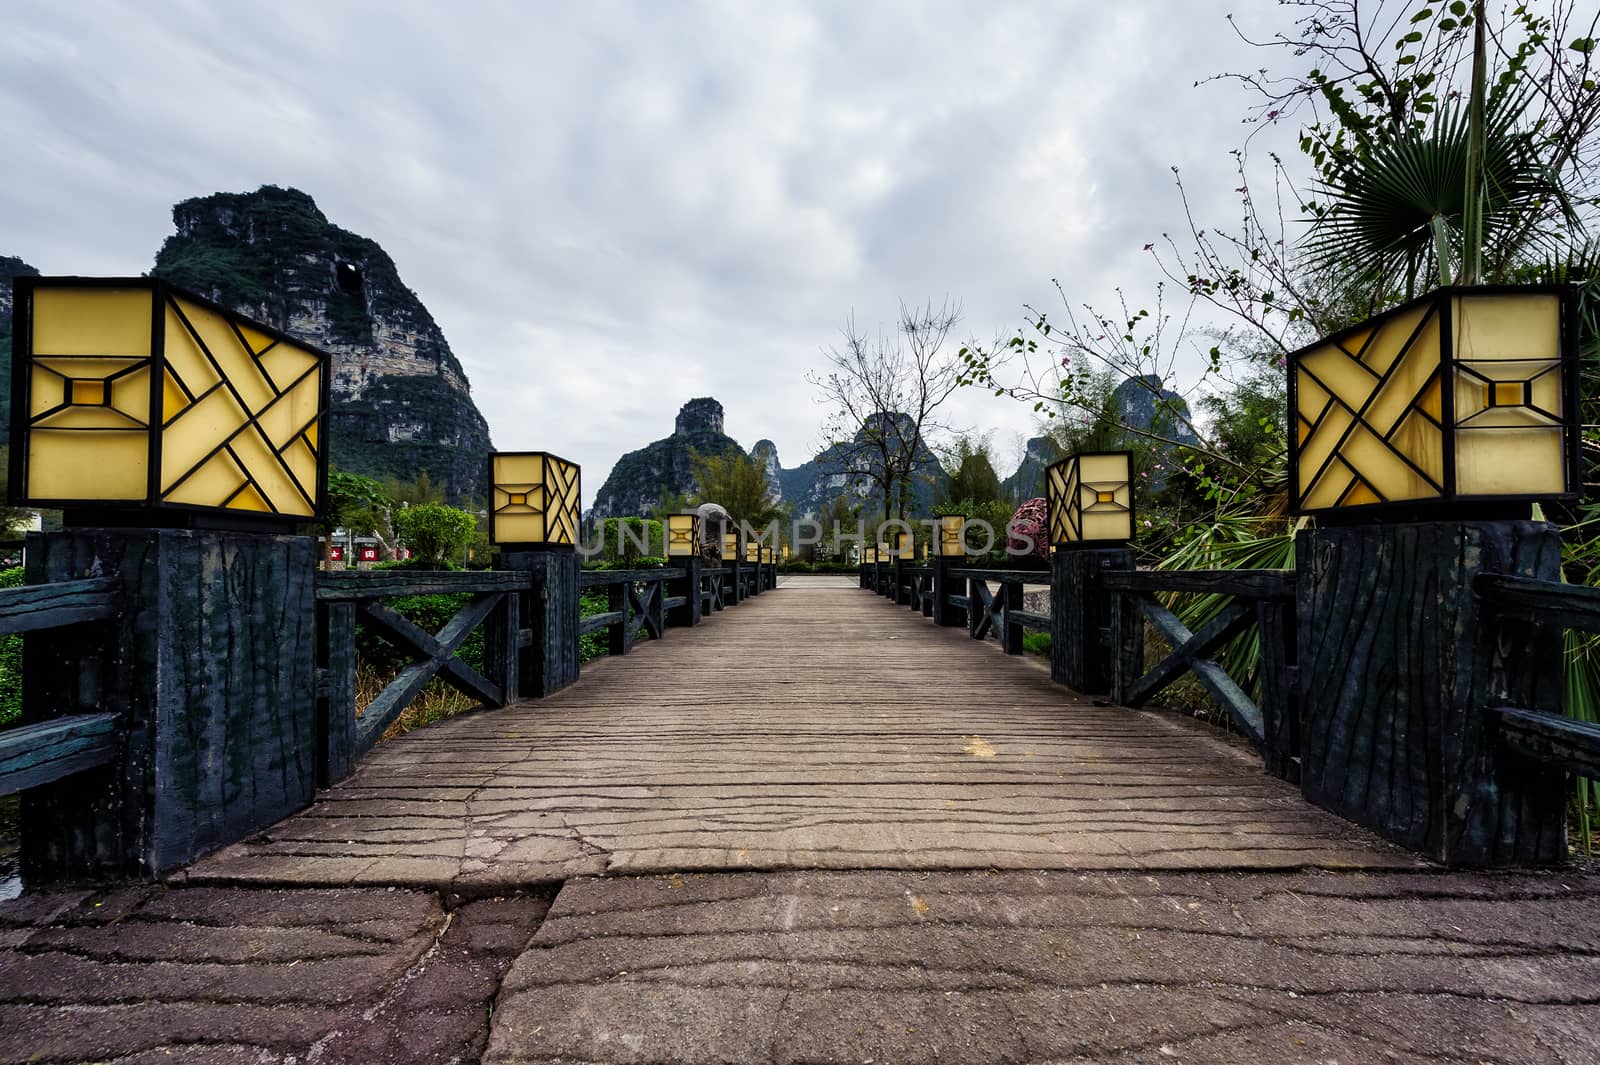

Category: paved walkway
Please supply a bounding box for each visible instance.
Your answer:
[2,581,1598,1063]
[183,582,1414,890]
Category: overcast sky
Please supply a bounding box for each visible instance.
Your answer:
[0,0,1302,498]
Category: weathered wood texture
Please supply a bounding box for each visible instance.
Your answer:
[0,577,119,634]
[931,560,966,628]
[22,529,317,880]
[316,570,530,599]
[0,712,119,797]
[1489,705,1600,779]
[191,581,1412,889]
[1296,521,1567,866]
[1475,572,1600,630]
[667,558,702,627]
[502,549,580,698]
[1052,548,1135,695]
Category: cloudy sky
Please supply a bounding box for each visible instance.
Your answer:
[0,0,1302,496]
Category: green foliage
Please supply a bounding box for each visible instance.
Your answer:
[691,450,784,528]
[579,592,609,662]
[594,518,664,563]
[1022,631,1051,658]
[942,436,1003,506]
[0,566,20,729]
[649,489,695,521]
[393,503,477,567]
[327,469,391,536]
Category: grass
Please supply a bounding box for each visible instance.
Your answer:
[354,661,480,742]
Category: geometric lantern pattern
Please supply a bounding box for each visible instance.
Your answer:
[723,532,739,560]
[1290,285,1576,515]
[10,277,329,521]
[938,514,965,557]
[1046,450,1134,548]
[666,512,699,557]
[488,451,580,546]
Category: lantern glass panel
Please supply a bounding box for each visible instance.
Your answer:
[938,515,964,556]
[1291,287,1571,514]
[723,532,739,558]
[1047,451,1132,546]
[17,280,327,519]
[666,513,698,556]
[490,452,580,545]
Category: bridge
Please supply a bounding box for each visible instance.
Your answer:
[3,562,1598,1063]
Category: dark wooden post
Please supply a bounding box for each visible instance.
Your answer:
[1051,547,1135,695]
[607,580,633,656]
[1295,520,1567,865]
[1256,595,1298,782]
[667,558,701,627]
[920,570,934,618]
[932,558,965,628]
[1000,579,1024,654]
[22,529,317,880]
[502,548,579,697]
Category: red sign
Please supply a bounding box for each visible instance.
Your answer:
[396,547,412,560]
[359,545,379,563]
[328,546,344,562]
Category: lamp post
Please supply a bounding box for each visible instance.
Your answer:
[665,512,701,627]
[488,450,581,697]
[10,276,330,879]
[722,531,744,604]
[1287,285,1576,864]
[1046,451,1137,696]
[932,514,967,628]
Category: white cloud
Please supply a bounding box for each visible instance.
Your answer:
[0,0,1304,500]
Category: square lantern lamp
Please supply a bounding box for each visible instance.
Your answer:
[862,545,876,564]
[876,540,891,563]
[487,451,581,546]
[1289,286,1578,516]
[937,514,966,557]
[744,540,760,564]
[8,277,330,524]
[1046,451,1134,549]
[888,529,912,559]
[723,531,740,560]
[665,512,699,557]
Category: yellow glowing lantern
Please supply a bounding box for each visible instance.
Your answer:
[666,513,699,557]
[744,540,759,563]
[723,532,739,559]
[8,277,329,523]
[1289,286,1577,515]
[938,514,965,557]
[488,451,580,546]
[1047,451,1134,548]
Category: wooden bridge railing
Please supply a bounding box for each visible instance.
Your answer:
[1476,574,1600,781]
[0,577,123,798]
[1104,569,1298,781]
[316,569,528,784]
[950,567,1051,655]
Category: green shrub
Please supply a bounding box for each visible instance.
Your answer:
[393,503,477,567]
[579,591,609,662]
[595,518,663,563]
[0,566,21,728]
[1022,631,1051,658]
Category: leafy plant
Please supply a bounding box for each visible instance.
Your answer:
[393,503,477,567]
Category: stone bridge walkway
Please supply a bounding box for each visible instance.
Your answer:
[2,579,1597,1063]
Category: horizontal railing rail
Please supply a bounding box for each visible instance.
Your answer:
[1104,568,1297,779]
[0,576,126,798]
[1475,573,1600,780]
